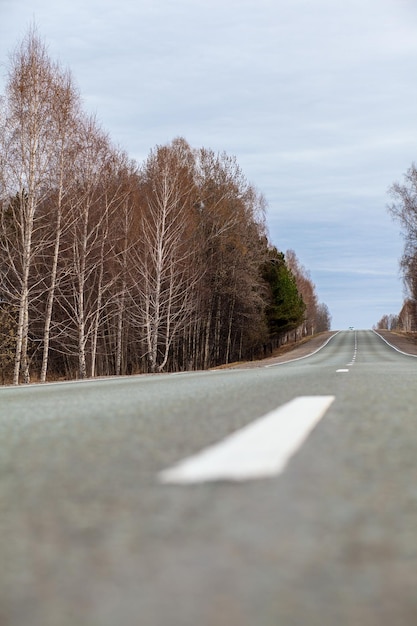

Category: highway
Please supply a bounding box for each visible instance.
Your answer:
[1,330,417,625]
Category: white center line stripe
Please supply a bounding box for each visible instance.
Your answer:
[159,396,335,484]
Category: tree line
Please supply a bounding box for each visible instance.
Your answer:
[375,163,417,332]
[0,30,331,384]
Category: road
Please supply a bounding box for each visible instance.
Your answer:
[1,329,417,626]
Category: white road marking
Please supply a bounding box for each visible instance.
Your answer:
[336,369,349,372]
[346,334,357,366]
[159,396,335,484]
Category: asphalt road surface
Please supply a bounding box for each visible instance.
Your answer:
[1,330,417,626]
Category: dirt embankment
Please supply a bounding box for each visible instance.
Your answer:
[373,329,417,356]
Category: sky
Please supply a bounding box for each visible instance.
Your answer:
[1,0,416,329]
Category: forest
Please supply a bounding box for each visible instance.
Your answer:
[0,30,331,384]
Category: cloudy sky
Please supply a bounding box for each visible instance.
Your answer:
[1,0,416,329]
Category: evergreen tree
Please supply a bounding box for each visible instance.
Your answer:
[262,248,305,337]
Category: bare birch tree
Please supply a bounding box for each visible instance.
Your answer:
[38,69,81,382]
[131,139,200,373]
[54,116,124,379]
[0,28,70,383]
[110,162,138,376]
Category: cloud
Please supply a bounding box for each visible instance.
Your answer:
[0,0,415,329]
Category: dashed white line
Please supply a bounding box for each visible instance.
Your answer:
[159,396,335,484]
[342,331,357,370]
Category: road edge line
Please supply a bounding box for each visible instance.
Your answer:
[265,331,340,368]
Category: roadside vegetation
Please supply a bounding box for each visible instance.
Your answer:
[0,29,330,383]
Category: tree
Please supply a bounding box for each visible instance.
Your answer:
[375,313,399,331]
[388,164,417,306]
[53,117,125,379]
[285,249,317,335]
[397,299,417,331]
[262,248,305,342]
[38,65,81,382]
[285,249,331,334]
[0,302,16,383]
[131,139,200,373]
[0,28,70,383]
[315,302,332,333]
[194,148,268,367]
[104,158,138,377]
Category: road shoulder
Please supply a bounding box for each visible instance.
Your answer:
[218,331,338,369]
[373,329,417,356]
